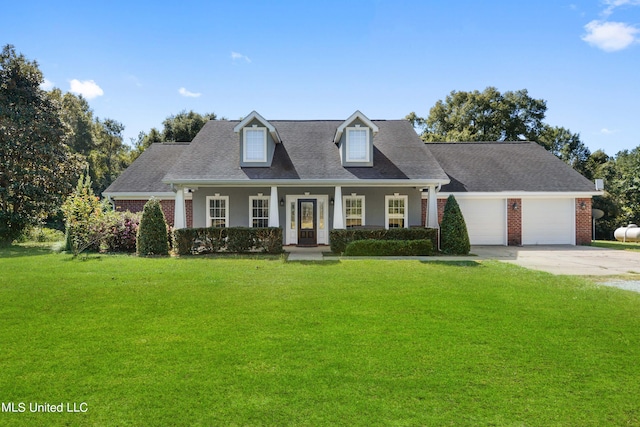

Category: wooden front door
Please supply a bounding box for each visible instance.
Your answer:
[297,199,317,246]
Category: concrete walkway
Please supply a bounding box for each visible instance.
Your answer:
[285,246,325,261]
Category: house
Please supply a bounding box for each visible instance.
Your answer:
[103,110,601,246]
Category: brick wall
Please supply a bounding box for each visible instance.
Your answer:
[507,198,522,246]
[114,199,193,228]
[437,199,446,224]
[575,198,592,245]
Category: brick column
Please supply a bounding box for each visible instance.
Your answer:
[507,198,522,246]
[575,198,592,245]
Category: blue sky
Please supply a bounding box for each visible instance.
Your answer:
[3,0,639,155]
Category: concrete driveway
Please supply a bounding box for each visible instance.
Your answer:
[472,245,640,276]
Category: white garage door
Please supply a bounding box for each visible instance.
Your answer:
[456,198,506,245]
[522,199,574,245]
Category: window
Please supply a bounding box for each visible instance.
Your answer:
[346,127,369,162]
[249,196,269,228]
[207,196,229,228]
[344,195,365,228]
[385,195,408,229]
[243,127,267,162]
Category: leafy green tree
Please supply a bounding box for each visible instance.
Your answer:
[91,118,129,194]
[410,87,546,142]
[136,198,169,256]
[440,195,470,255]
[162,110,217,142]
[47,89,95,156]
[0,44,83,245]
[538,125,591,175]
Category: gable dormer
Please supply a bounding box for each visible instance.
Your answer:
[233,111,281,167]
[333,110,379,167]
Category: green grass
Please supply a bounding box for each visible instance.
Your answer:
[592,240,640,251]
[1,247,640,426]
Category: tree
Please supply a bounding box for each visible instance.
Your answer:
[162,110,217,142]
[411,87,546,142]
[0,44,83,245]
[136,198,169,256]
[440,195,470,255]
[538,125,591,175]
[91,118,129,194]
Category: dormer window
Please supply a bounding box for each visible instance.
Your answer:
[346,127,369,162]
[243,126,267,162]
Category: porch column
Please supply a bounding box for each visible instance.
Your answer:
[333,186,345,229]
[268,186,279,227]
[427,185,439,229]
[174,186,186,229]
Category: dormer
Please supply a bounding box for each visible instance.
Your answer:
[233,111,281,167]
[333,110,379,167]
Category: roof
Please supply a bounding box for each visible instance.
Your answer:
[162,119,448,183]
[103,143,189,194]
[426,141,596,192]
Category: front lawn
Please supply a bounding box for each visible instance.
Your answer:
[1,247,639,426]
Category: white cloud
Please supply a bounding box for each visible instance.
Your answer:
[69,79,104,99]
[582,20,639,51]
[602,0,640,17]
[601,128,619,134]
[178,87,201,98]
[39,78,54,91]
[231,51,251,63]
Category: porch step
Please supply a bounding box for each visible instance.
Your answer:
[285,247,325,261]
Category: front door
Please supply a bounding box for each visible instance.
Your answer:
[298,199,317,246]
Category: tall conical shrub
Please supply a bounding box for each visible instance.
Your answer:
[136,199,169,256]
[440,194,470,255]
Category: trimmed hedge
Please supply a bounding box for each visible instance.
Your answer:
[136,199,169,256]
[330,227,437,254]
[440,195,470,255]
[173,227,283,255]
[344,239,432,256]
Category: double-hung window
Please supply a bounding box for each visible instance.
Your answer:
[207,195,229,228]
[249,196,269,228]
[346,127,369,162]
[243,127,267,162]
[344,195,365,228]
[385,194,408,229]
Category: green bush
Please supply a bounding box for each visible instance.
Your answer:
[344,239,432,256]
[15,226,65,243]
[173,227,283,255]
[330,228,437,254]
[136,199,169,256]
[440,195,470,255]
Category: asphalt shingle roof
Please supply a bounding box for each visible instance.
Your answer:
[425,141,596,192]
[103,143,189,194]
[163,119,448,182]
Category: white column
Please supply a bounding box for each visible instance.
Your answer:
[174,187,186,229]
[333,186,345,229]
[268,186,279,227]
[427,185,439,229]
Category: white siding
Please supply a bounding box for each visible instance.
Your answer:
[522,199,575,245]
[456,198,507,245]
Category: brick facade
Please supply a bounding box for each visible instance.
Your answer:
[575,198,592,245]
[113,199,193,228]
[507,198,522,246]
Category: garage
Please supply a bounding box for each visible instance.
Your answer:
[456,198,507,245]
[522,198,575,245]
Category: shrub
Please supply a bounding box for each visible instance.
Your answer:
[344,239,432,256]
[104,211,140,253]
[173,227,282,255]
[136,199,169,256]
[330,228,437,254]
[440,195,470,255]
[15,226,65,243]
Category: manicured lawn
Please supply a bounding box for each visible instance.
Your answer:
[1,247,640,426]
[592,240,640,251]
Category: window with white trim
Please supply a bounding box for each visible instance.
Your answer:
[346,127,369,162]
[249,196,269,228]
[344,195,365,228]
[207,195,229,228]
[243,127,267,162]
[385,194,408,229]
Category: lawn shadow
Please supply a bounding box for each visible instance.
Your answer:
[419,260,482,268]
[0,244,59,258]
[286,260,341,266]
